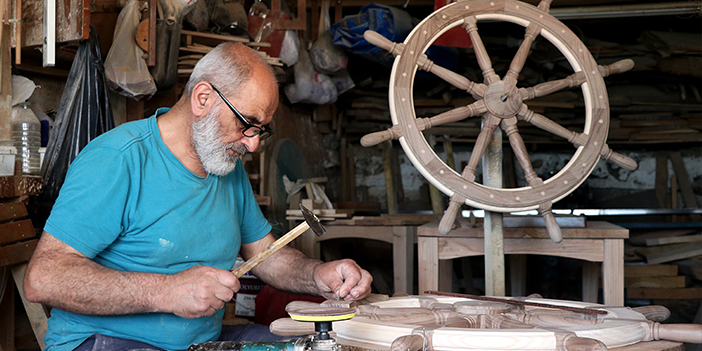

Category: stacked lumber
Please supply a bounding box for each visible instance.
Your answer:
[625,229,702,300]
[177,30,281,77]
[285,208,355,221]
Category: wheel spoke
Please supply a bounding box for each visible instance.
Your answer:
[464,114,501,183]
[504,22,542,86]
[420,100,487,129]
[519,59,634,101]
[518,105,638,170]
[462,16,500,84]
[499,118,565,243]
[501,117,542,186]
[517,105,588,146]
[439,114,500,235]
[360,101,487,147]
[364,30,487,97]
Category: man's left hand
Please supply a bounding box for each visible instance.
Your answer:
[312,259,373,301]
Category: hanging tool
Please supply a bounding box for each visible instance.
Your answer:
[231,203,326,278]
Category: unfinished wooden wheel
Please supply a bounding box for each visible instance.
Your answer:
[360,0,639,242]
[329,295,702,351]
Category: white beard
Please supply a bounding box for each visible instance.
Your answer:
[191,109,249,176]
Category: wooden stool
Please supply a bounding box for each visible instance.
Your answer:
[417,221,628,305]
[0,202,49,350]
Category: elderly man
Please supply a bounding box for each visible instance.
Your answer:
[23,42,372,351]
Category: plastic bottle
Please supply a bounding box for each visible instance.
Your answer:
[11,102,42,175]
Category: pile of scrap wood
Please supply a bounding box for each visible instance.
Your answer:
[625,228,702,300]
[177,30,281,77]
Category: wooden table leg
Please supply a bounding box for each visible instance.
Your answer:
[0,269,15,351]
[510,254,527,297]
[582,261,600,303]
[603,239,624,306]
[11,264,48,350]
[392,226,415,294]
[418,236,439,294]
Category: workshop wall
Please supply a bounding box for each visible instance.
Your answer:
[352,145,702,213]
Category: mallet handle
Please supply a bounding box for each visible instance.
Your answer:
[232,221,311,278]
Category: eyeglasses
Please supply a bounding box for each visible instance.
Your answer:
[210,84,273,140]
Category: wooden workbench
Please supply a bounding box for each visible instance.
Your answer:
[417,221,629,305]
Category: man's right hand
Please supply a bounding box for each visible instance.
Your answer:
[163,265,240,318]
[25,232,241,319]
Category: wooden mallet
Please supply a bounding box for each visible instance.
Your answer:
[231,203,326,278]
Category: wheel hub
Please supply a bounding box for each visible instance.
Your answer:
[484,81,522,118]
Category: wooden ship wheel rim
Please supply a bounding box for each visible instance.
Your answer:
[333,295,656,350]
[388,0,610,212]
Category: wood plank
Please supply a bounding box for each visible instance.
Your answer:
[655,156,668,208]
[180,30,271,47]
[418,221,628,239]
[11,264,48,350]
[646,243,702,265]
[625,276,686,288]
[19,0,85,47]
[629,229,698,246]
[0,272,15,351]
[0,176,43,197]
[669,152,700,221]
[646,234,702,246]
[627,287,702,300]
[0,219,36,244]
[0,239,37,266]
[625,265,678,277]
[438,238,605,262]
[0,202,29,222]
[0,18,11,140]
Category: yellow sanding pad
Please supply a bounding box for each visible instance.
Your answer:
[288,307,356,322]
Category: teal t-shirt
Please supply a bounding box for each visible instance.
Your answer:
[42,109,271,351]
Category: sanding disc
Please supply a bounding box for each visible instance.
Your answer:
[288,307,356,322]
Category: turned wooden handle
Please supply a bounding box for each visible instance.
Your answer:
[632,305,670,322]
[364,30,401,55]
[231,221,310,278]
[656,323,702,343]
[361,127,398,147]
[540,209,563,243]
[562,334,607,351]
[270,318,316,336]
[599,59,634,77]
[439,198,463,234]
[391,335,425,351]
[601,145,638,171]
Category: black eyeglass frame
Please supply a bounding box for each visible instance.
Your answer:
[210,84,273,140]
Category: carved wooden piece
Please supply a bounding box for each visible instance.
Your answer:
[361,0,638,240]
[327,295,700,350]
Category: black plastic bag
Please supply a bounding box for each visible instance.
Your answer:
[40,26,116,203]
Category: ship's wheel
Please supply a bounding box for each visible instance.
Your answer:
[359,0,639,242]
[270,295,702,350]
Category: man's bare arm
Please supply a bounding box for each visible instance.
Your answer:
[24,232,240,318]
[242,234,372,300]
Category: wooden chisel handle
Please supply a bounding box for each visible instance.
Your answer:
[231,221,311,278]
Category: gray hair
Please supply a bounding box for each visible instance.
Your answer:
[184,42,272,98]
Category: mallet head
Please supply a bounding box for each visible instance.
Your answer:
[299,203,327,237]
